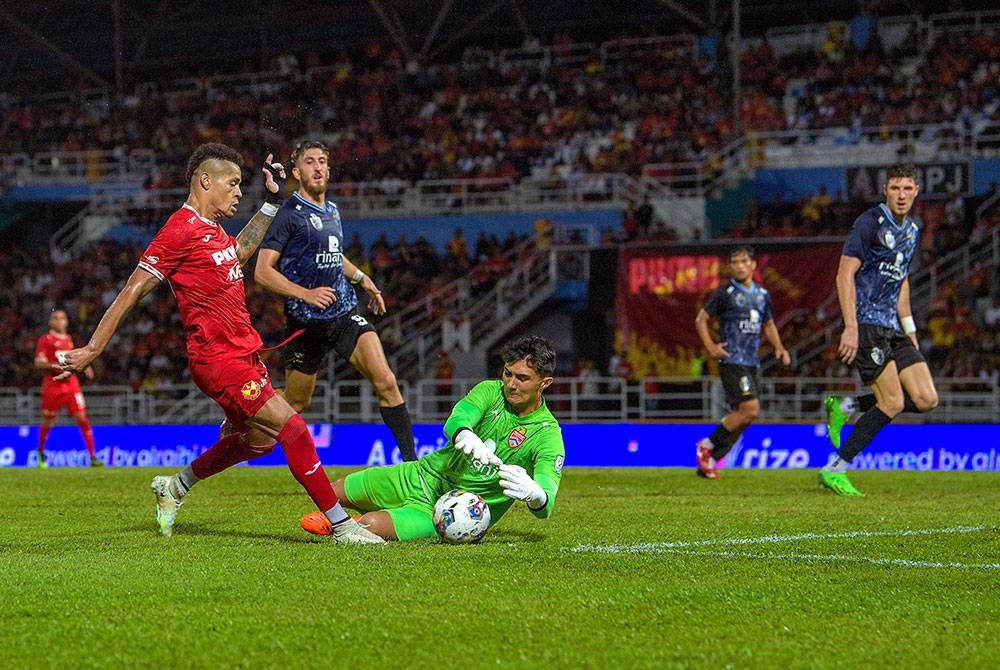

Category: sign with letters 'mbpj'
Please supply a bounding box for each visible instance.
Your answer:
[2,423,999,472]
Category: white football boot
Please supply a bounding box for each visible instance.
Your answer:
[151,475,184,537]
[330,518,386,545]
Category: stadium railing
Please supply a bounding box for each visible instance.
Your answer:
[2,376,995,426]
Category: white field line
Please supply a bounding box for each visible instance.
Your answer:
[568,525,1000,569]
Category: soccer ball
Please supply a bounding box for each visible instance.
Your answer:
[432,489,491,544]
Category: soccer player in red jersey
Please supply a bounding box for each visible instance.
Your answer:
[34,309,100,468]
[56,143,383,544]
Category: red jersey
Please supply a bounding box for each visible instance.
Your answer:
[35,331,82,392]
[138,204,262,363]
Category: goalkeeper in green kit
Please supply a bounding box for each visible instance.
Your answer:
[300,335,565,541]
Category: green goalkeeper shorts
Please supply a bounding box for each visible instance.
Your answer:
[343,462,441,542]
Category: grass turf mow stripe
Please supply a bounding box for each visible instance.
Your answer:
[568,525,1000,570]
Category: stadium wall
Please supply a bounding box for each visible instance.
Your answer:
[6,423,1000,472]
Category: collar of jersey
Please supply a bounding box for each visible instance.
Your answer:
[730,278,757,293]
[878,203,909,228]
[181,203,218,227]
[292,192,329,214]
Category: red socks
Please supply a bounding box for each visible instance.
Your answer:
[278,414,339,511]
[38,424,51,453]
[191,433,260,480]
[76,417,95,456]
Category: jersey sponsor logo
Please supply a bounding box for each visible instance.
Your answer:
[227,263,244,282]
[211,245,239,266]
[241,380,262,401]
[508,427,527,449]
[309,213,323,230]
[877,251,907,281]
[871,346,885,366]
[738,308,762,334]
[554,455,564,474]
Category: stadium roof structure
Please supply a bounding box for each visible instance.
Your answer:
[1,0,996,94]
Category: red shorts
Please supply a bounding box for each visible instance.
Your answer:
[40,384,86,417]
[190,353,275,433]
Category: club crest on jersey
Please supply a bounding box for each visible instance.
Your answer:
[508,427,527,449]
[241,380,262,401]
[871,347,885,366]
[882,229,896,249]
[309,213,323,230]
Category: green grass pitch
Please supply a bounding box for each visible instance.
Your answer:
[2,467,997,669]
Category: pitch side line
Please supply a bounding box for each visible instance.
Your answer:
[569,526,1000,570]
[642,548,1000,571]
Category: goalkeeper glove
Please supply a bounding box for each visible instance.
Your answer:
[498,464,547,510]
[453,428,502,466]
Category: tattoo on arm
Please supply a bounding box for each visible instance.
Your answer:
[236,209,275,265]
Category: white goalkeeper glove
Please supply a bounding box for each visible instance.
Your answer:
[453,429,503,466]
[498,464,547,510]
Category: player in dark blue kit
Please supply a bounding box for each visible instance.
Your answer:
[254,140,417,461]
[820,163,938,496]
[694,246,790,479]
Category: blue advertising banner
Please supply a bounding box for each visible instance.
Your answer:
[3,423,1000,472]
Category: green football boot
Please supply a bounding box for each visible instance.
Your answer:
[824,395,849,449]
[818,468,864,496]
[37,449,49,469]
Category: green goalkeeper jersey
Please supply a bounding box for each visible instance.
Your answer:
[417,379,565,522]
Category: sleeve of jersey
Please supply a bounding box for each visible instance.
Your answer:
[529,429,565,519]
[259,208,291,253]
[443,380,494,440]
[763,292,774,322]
[702,287,724,316]
[842,214,874,260]
[138,220,195,281]
[34,336,48,360]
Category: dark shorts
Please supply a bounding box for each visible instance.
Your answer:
[719,363,760,408]
[855,323,926,386]
[189,353,274,433]
[283,308,376,375]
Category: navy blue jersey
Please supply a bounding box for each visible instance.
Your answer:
[842,204,919,330]
[260,192,357,323]
[703,279,774,367]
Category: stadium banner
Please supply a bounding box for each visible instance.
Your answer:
[3,423,999,471]
[614,245,841,375]
[847,162,971,200]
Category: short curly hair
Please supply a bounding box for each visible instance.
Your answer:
[185,143,244,183]
[500,335,556,378]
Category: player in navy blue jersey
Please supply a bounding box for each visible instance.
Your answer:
[819,163,938,496]
[254,140,417,461]
[694,246,790,479]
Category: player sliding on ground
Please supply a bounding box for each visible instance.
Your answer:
[55,142,384,544]
[820,163,939,496]
[300,336,565,541]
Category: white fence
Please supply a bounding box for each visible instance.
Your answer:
[2,376,996,426]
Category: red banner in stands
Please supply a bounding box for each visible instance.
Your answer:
[615,245,842,376]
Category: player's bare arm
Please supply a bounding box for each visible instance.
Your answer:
[255,248,336,309]
[34,354,61,372]
[763,320,790,365]
[897,276,918,348]
[695,308,729,359]
[835,255,863,364]
[342,254,386,315]
[235,154,286,265]
[55,268,161,378]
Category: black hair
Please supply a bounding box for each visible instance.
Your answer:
[729,245,755,260]
[185,143,244,183]
[886,163,918,184]
[500,335,556,378]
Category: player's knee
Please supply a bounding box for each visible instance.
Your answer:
[247,440,277,457]
[356,512,394,541]
[331,477,346,500]
[914,389,939,412]
[878,396,905,417]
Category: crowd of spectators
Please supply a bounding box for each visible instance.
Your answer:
[3,15,997,195]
